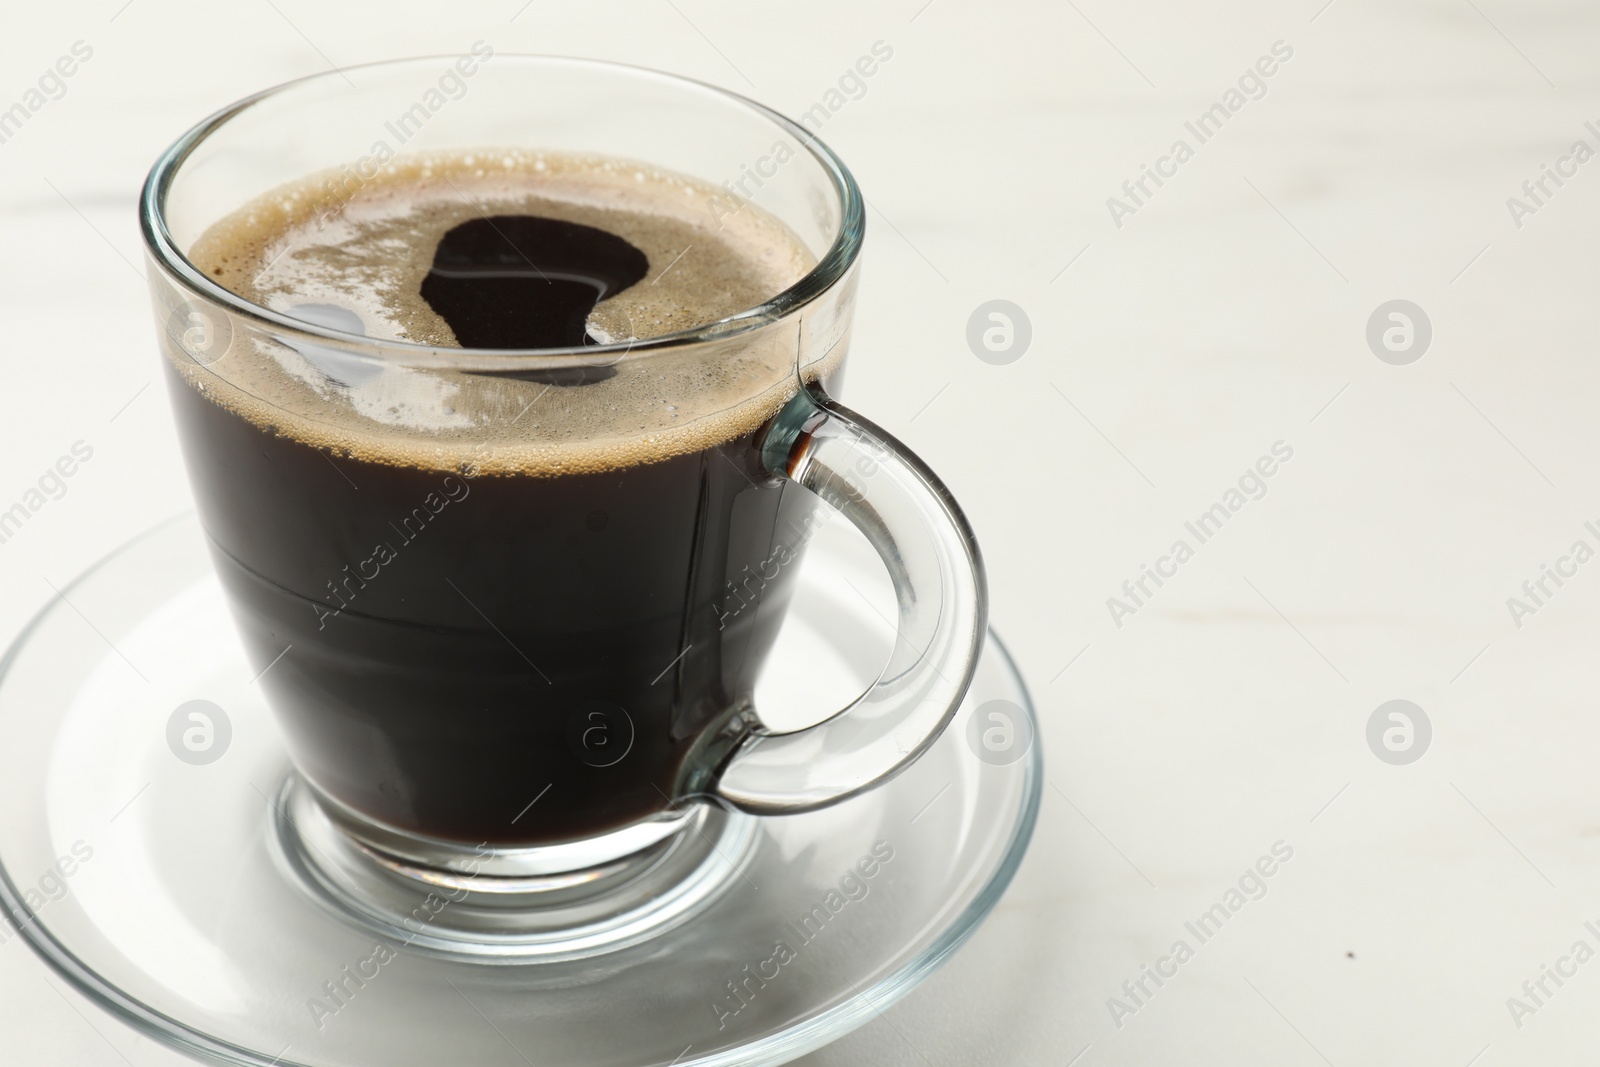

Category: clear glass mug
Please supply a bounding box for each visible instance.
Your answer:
[141,53,986,896]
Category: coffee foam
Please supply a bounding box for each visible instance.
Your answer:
[172,149,836,477]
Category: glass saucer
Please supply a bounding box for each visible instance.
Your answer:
[0,513,1040,1067]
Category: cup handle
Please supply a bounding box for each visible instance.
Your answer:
[710,385,988,814]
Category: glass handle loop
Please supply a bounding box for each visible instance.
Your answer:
[712,386,988,813]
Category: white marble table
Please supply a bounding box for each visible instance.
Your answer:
[1,0,1595,1063]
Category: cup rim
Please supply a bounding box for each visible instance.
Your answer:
[138,54,865,368]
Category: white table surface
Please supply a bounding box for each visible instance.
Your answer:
[2,0,1596,1063]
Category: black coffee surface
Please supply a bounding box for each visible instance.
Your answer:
[420,215,649,348]
[169,359,819,846]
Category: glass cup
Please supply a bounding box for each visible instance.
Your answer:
[140,54,986,928]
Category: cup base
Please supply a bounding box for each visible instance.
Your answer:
[274,773,758,961]
[0,514,1040,1067]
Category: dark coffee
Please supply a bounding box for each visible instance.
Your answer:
[420,215,649,348]
[167,151,827,846]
